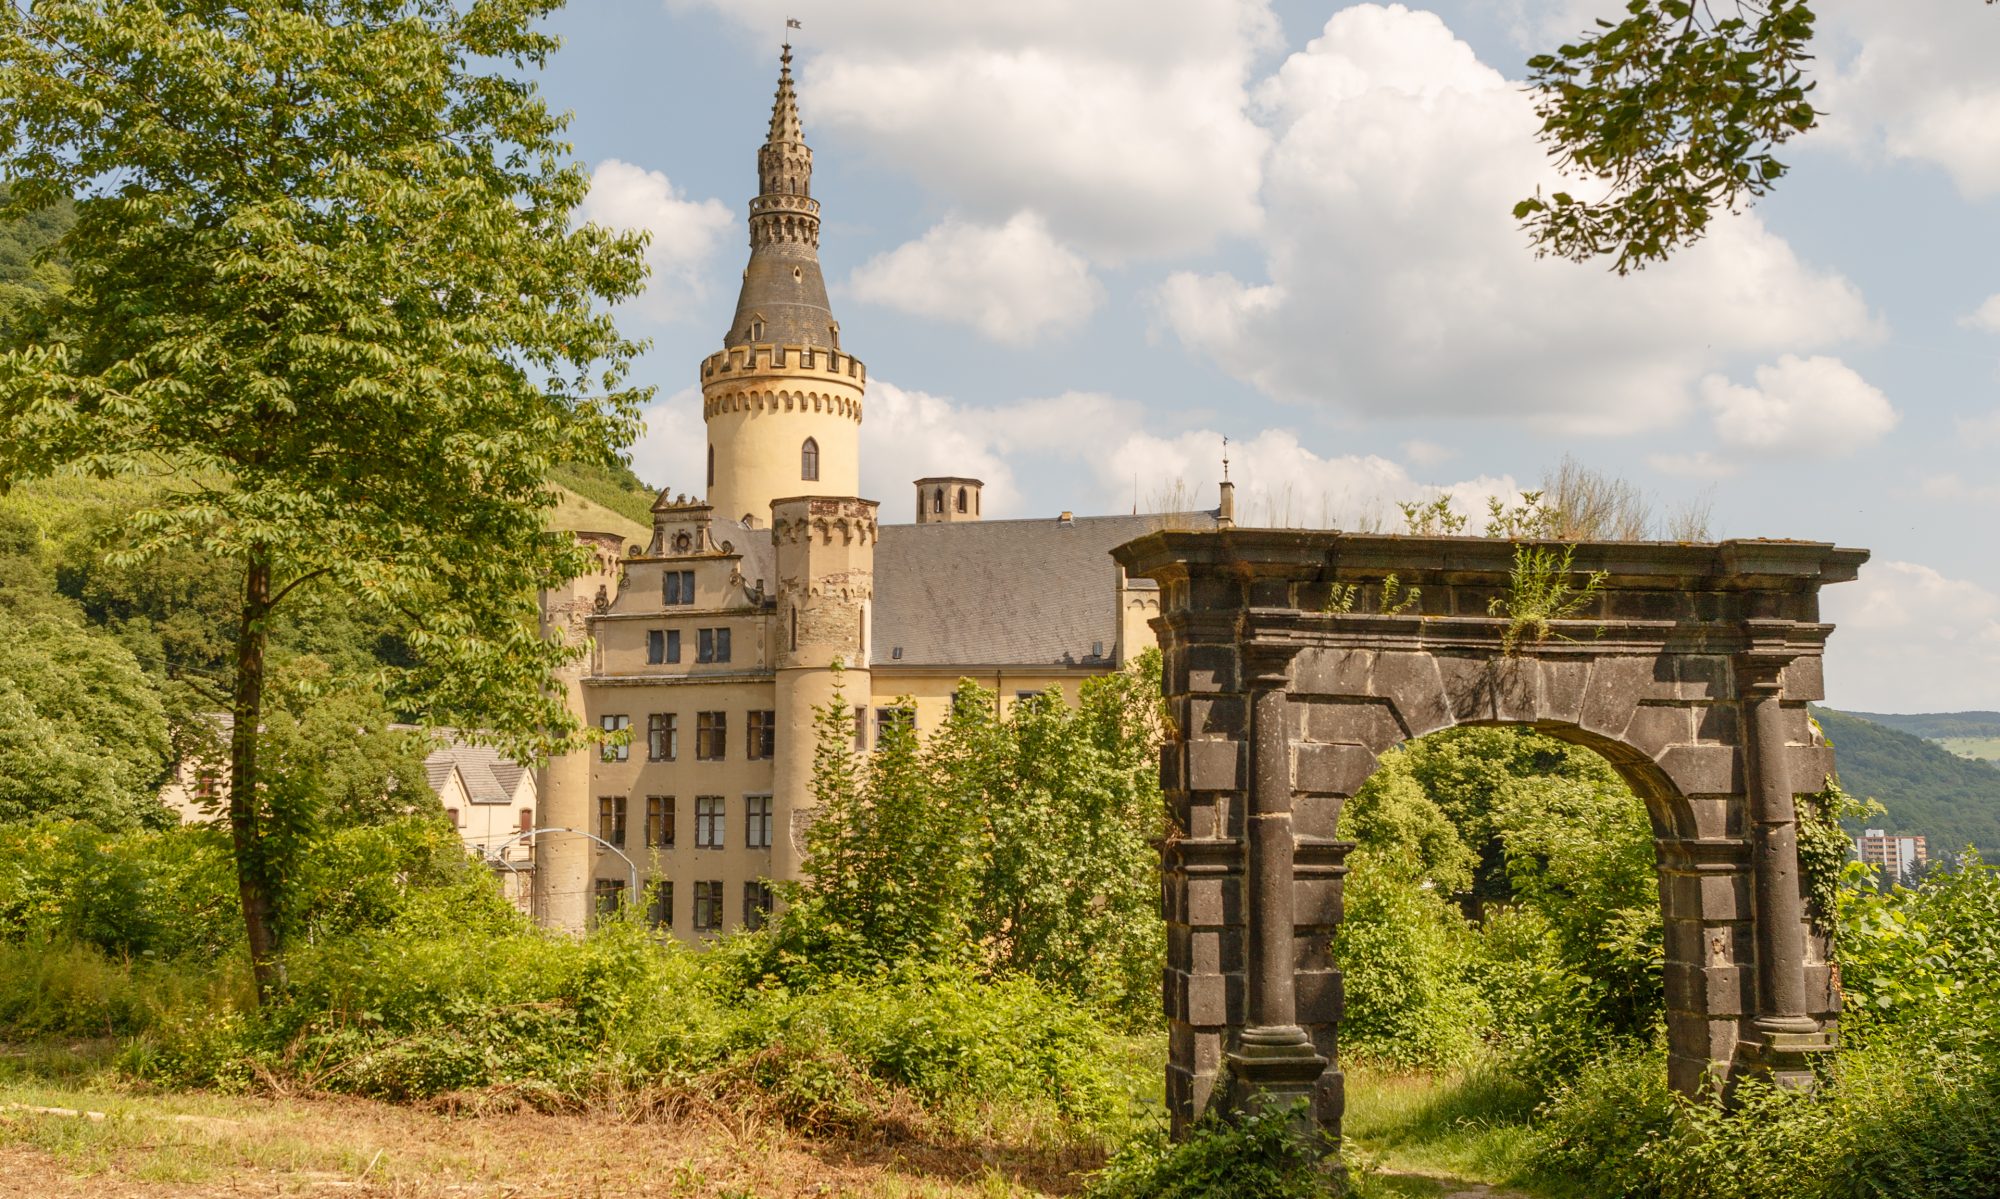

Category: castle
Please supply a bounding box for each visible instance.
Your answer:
[533,46,1215,936]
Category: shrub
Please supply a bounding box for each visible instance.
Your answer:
[1088,1106,1340,1199]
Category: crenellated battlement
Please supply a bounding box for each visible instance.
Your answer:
[702,385,863,423]
[701,343,866,387]
[748,209,819,248]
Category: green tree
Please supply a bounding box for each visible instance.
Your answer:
[0,0,650,998]
[1520,1,1993,271]
[0,613,172,828]
[781,653,1168,1022]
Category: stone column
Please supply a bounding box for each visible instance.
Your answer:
[1740,660,1831,1085]
[1223,644,1327,1126]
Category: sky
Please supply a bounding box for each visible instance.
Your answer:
[537,0,2000,714]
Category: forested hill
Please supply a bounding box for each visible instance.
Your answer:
[1844,711,2000,740]
[1813,707,2000,856]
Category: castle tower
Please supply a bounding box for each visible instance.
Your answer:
[532,532,628,934]
[770,496,878,881]
[913,477,983,524]
[701,44,865,529]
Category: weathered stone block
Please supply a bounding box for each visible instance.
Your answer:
[1293,647,1375,696]
[1783,656,1826,703]
[1297,969,1344,1024]
[1580,656,1652,738]
[1686,797,1740,840]
[1539,659,1592,725]
[1435,654,1496,722]
[1672,654,1732,700]
[1303,700,1405,754]
[1789,745,1837,791]
[1188,696,1246,738]
[1658,744,1744,795]
[1490,656,1540,723]
[1665,963,1750,1016]
[1294,793,1344,840]
[1626,704,1694,757]
[1186,644,1236,693]
[1185,874,1235,927]
[1189,574,1242,613]
[1293,877,1344,927]
[1371,652,1451,737]
[1184,972,1228,1026]
[1187,739,1244,792]
[1695,703,1740,745]
[1295,742,1377,797]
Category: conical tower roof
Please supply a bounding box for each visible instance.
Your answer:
[723,43,838,351]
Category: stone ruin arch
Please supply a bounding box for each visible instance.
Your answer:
[1110,530,1868,1141]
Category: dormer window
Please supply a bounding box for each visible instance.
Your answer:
[829,322,840,350]
[748,315,765,341]
[801,437,819,481]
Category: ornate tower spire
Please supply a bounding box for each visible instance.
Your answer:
[724,42,835,351]
[700,43,866,529]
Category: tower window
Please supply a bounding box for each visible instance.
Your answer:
[707,444,714,488]
[932,488,943,514]
[748,316,765,341]
[956,487,968,513]
[829,322,840,349]
[801,437,819,481]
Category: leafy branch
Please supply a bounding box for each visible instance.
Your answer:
[1517,0,1822,273]
[1488,543,1608,654]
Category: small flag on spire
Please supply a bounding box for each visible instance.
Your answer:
[787,17,802,28]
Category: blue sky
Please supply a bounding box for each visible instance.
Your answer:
[537,1,1999,713]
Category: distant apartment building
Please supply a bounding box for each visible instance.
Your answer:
[1855,828,1928,884]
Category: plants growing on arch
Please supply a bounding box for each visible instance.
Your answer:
[0,0,652,999]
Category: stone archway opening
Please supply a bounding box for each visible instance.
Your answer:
[1331,720,1674,1085]
[1111,530,1866,1144]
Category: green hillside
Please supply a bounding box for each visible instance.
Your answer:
[1814,707,2000,856]
[1844,710,2000,740]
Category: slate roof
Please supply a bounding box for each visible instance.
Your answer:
[870,512,1216,668]
[423,739,528,805]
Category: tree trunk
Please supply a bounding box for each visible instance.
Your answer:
[229,546,283,1003]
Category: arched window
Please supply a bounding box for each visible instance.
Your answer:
[748,315,766,341]
[801,437,819,481]
[707,444,714,488]
[956,487,968,513]
[932,488,944,514]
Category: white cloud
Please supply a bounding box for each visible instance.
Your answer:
[626,386,705,498]
[1962,294,2000,334]
[577,160,733,321]
[1155,5,1875,434]
[1699,355,1898,456]
[1647,451,1739,480]
[1822,561,2000,711]
[858,381,1025,519]
[847,213,1102,344]
[668,0,1276,258]
[1816,0,2000,199]
[1957,412,2000,449]
[1922,473,2000,505]
[1402,439,1458,467]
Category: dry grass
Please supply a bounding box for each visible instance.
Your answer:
[0,1080,1101,1198]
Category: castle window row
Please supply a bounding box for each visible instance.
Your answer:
[605,879,774,935]
[595,791,775,853]
[617,709,778,763]
[647,627,734,666]
[662,569,695,605]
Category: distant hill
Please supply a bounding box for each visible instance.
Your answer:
[1813,707,2000,856]
[1843,711,2000,741]
[548,460,659,530]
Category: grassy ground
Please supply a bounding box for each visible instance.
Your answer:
[548,483,650,546]
[0,1043,1536,1198]
[1342,1064,1542,1198]
[1937,736,2000,761]
[0,1058,1100,1197]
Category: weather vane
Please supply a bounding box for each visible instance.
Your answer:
[1222,435,1230,483]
